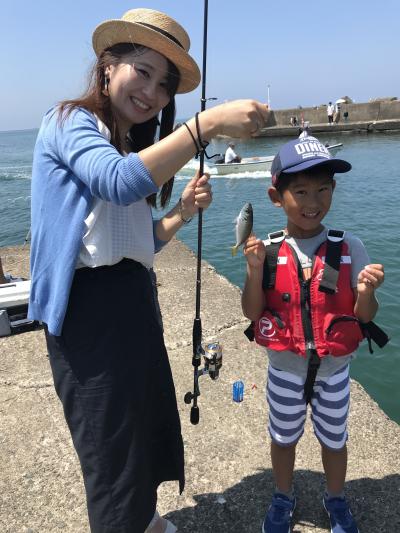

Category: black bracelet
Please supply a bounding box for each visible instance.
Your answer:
[183,122,200,158]
[178,197,193,224]
[195,112,210,151]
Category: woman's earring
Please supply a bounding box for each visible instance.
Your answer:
[103,77,110,96]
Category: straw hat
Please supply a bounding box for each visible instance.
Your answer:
[92,8,200,94]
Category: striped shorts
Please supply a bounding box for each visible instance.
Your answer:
[267,364,350,450]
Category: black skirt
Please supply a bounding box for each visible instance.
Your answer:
[45,259,184,533]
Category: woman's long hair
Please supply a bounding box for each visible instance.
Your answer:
[58,43,180,208]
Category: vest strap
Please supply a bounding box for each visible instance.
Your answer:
[318,230,345,294]
[360,321,390,353]
[262,231,286,290]
[244,321,255,341]
[304,348,320,404]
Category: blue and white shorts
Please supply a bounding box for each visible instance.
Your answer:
[267,364,350,450]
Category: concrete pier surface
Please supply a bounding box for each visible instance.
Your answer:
[1,241,399,533]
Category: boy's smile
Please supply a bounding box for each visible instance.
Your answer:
[269,170,336,239]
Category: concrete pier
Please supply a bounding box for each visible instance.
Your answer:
[258,119,400,138]
[256,99,400,137]
[1,241,399,532]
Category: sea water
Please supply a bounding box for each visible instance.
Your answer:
[1,128,399,423]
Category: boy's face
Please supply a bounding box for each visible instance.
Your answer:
[268,169,335,238]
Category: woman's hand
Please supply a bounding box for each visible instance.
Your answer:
[180,171,212,218]
[154,172,212,243]
[244,234,266,269]
[201,100,270,140]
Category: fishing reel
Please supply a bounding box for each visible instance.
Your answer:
[203,341,223,380]
[184,335,223,424]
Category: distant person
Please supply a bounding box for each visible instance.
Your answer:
[334,103,341,123]
[327,101,334,124]
[27,7,268,533]
[225,142,242,163]
[242,136,387,533]
[290,115,298,127]
[343,109,349,122]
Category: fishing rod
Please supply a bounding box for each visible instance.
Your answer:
[184,0,222,425]
[22,228,31,247]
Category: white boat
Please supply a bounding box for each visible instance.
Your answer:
[213,156,274,176]
[0,279,40,336]
[0,279,30,310]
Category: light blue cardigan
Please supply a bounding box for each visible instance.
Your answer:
[28,106,166,336]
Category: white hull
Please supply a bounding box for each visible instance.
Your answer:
[214,156,274,175]
[0,280,39,337]
[0,280,30,309]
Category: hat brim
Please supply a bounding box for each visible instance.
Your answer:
[283,157,352,175]
[92,20,200,94]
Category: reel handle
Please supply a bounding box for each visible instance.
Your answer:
[190,406,200,425]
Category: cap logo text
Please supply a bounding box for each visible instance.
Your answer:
[295,141,330,160]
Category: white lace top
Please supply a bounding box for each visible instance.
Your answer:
[77,118,154,269]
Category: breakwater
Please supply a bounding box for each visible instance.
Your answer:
[259,99,400,137]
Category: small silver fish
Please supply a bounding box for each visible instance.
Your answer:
[231,203,253,256]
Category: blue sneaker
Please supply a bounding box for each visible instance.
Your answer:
[262,493,296,533]
[323,495,359,533]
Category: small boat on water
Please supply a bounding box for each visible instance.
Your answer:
[183,140,342,177]
[326,143,343,154]
[213,156,274,176]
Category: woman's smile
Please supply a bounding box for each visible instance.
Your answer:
[130,96,152,112]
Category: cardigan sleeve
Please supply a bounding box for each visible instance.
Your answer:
[43,107,158,205]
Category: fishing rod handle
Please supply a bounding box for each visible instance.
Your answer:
[190,406,200,425]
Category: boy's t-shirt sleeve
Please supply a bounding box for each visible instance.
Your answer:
[346,232,371,287]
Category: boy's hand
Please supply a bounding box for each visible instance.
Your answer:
[244,235,266,269]
[357,264,384,295]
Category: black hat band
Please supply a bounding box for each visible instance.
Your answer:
[136,22,184,49]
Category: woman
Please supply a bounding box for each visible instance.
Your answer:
[29,8,268,533]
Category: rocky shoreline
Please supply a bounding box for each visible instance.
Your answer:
[1,241,399,532]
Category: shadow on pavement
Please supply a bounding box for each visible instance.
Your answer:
[165,469,400,533]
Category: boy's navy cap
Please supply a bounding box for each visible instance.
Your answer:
[271,136,352,185]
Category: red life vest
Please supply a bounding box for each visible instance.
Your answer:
[254,230,364,358]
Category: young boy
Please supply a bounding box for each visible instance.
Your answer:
[242,136,385,533]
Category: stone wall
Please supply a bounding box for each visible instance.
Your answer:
[265,99,400,127]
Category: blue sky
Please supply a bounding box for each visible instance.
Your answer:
[1,0,399,131]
